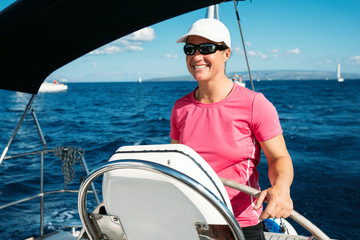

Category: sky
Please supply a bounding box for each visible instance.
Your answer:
[1,0,360,82]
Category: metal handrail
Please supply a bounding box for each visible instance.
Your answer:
[0,189,95,210]
[78,159,246,240]
[220,178,332,240]
[1,94,99,238]
[3,148,55,160]
[0,148,100,238]
[0,94,37,166]
[0,148,100,208]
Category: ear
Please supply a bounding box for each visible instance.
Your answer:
[223,48,231,62]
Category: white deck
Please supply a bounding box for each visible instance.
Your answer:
[42,229,312,240]
[265,232,310,240]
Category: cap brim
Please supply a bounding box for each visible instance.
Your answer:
[176,34,188,43]
[176,33,230,48]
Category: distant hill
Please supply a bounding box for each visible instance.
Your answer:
[231,70,360,81]
[145,70,360,82]
[146,75,194,82]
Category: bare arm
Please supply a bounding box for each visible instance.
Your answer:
[254,134,294,220]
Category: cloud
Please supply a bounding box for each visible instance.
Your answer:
[128,45,144,51]
[319,59,334,64]
[246,41,252,46]
[123,27,156,42]
[265,49,279,58]
[248,51,267,59]
[89,46,121,55]
[348,56,360,65]
[232,46,243,54]
[248,51,257,57]
[164,54,179,59]
[89,27,156,55]
[287,48,301,54]
[326,59,333,64]
[91,62,98,68]
[115,39,131,45]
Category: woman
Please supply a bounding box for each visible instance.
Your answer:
[170,18,294,240]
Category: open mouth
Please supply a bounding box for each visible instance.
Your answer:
[194,65,208,69]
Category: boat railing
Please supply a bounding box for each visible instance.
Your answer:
[221,178,332,240]
[0,93,100,238]
[0,146,100,238]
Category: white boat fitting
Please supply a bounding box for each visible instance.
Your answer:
[78,144,243,240]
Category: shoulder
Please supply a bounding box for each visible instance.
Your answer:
[232,85,273,106]
[231,84,263,105]
[172,91,194,110]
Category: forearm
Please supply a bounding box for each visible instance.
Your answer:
[259,134,293,189]
[256,134,294,219]
[268,155,293,190]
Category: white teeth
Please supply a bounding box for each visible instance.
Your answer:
[194,65,207,69]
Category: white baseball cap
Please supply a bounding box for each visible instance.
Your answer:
[176,18,231,49]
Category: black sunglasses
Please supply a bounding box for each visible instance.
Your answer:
[184,43,228,55]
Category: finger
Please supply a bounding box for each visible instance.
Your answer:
[260,200,277,220]
[254,191,267,210]
[274,198,293,218]
[274,206,286,219]
[282,204,293,218]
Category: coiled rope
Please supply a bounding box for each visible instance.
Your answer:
[54,146,85,189]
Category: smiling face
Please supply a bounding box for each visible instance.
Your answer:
[186,35,231,83]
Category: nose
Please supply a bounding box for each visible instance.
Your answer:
[192,48,204,59]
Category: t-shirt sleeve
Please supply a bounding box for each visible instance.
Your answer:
[170,105,180,140]
[251,93,282,142]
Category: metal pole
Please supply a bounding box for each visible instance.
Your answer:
[232,0,255,91]
[31,107,47,149]
[40,151,45,238]
[81,155,100,205]
[0,94,37,166]
[3,148,55,160]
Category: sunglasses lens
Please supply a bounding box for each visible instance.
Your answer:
[184,43,226,55]
[199,44,216,54]
[184,45,195,55]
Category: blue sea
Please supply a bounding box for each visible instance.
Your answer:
[0,80,359,239]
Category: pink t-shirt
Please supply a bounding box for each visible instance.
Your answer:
[170,84,282,227]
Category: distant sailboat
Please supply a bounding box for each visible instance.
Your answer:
[337,63,344,82]
[138,77,142,83]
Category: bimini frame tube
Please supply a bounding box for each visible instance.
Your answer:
[78,160,246,240]
[31,107,47,149]
[0,94,37,166]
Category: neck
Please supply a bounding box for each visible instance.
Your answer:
[195,77,234,103]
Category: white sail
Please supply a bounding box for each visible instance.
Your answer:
[337,63,344,82]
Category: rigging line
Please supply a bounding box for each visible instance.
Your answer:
[232,0,255,91]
